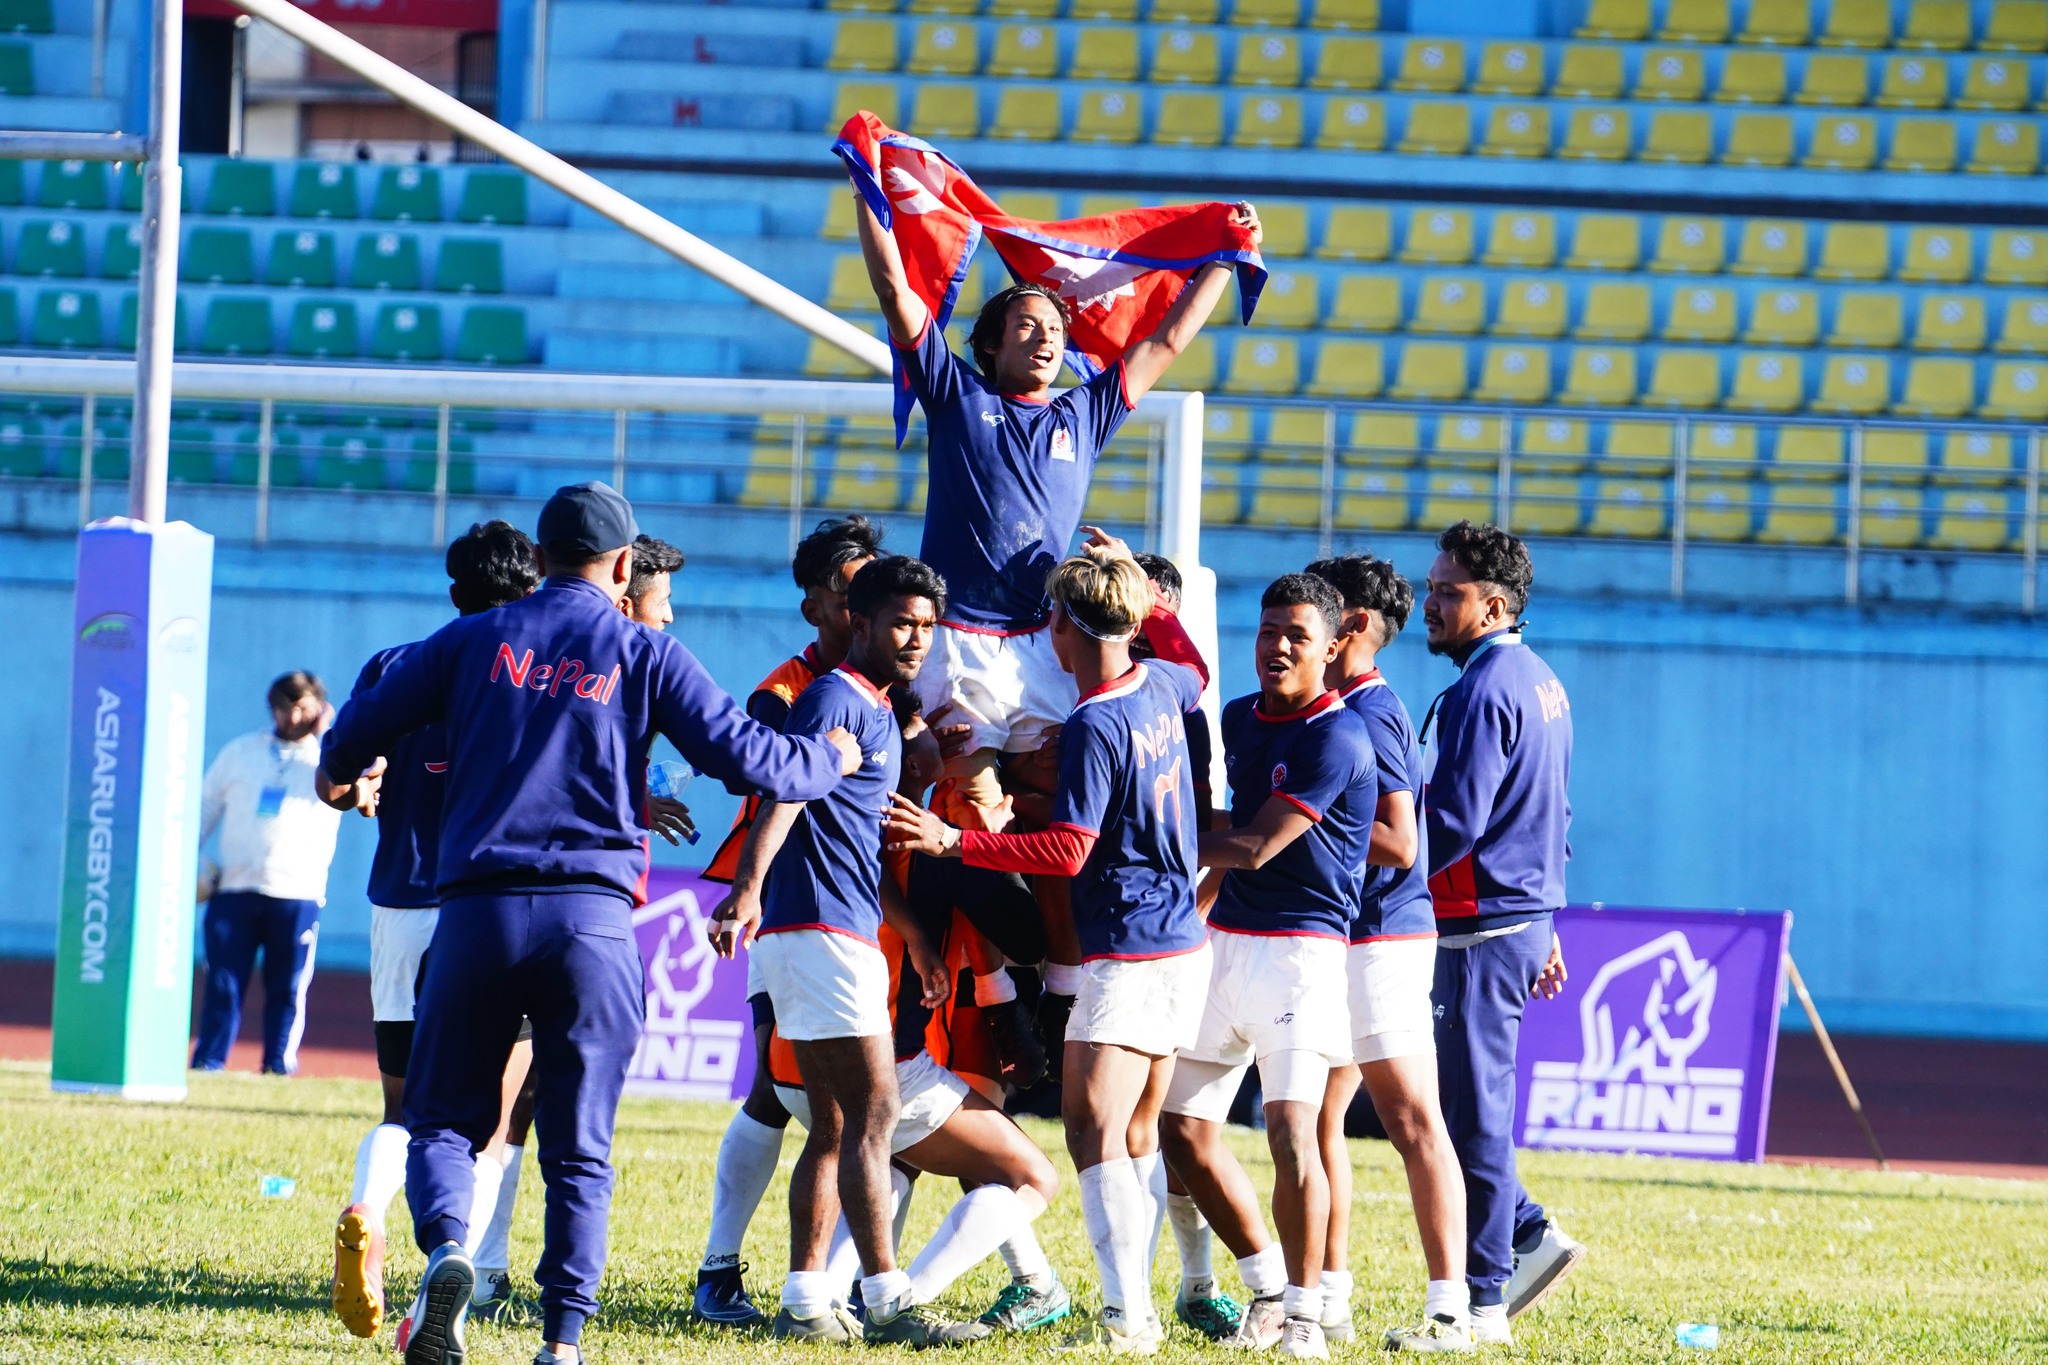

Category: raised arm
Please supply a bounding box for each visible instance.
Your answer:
[1198,793,1316,872]
[852,191,931,347]
[1121,201,1262,404]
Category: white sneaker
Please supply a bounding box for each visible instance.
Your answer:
[1384,1314,1478,1353]
[1504,1223,1585,1320]
[1319,1297,1354,1344]
[1469,1311,1512,1347]
[1279,1315,1329,1359]
[1223,1294,1286,1350]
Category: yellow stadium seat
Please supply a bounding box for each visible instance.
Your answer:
[1770,425,1845,480]
[1201,471,1245,525]
[1310,36,1384,89]
[1392,38,1465,93]
[1246,269,1315,328]
[1723,112,1795,165]
[1413,275,1487,334]
[1733,219,1808,276]
[1745,287,1822,346]
[1072,28,1141,81]
[1233,33,1301,85]
[1957,57,2029,109]
[990,86,1062,140]
[910,83,980,136]
[1661,0,1731,41]
[1601,419,1676,473]
[1327,273,1402,330]
[1163,336,1218,393]
[1576,281,1653,339]
[828,0,895,12]
[1156,92,1225,144]
[1996,296,2048,353]
[1483,211,1557,268]
[825,253,874,312]
[1651,216,1727,273]
[989,24,1058,78]
[1859,485,1925,547]
[1886,118,1959,172]
[1716,51,1788,103]
[822,447,910,513]
[1389,340,1469,400]
[1577,0,1650,40]
[988,0,1060,14]
[1345,411,1421,464]
[822,189,860,241]
[1152,0,1222,22]
[1560,107,1633,159]
[1861,429,1928,483]
[1561,345,1639,404]
[1821,0,1892,47]
[1983,359,2048,418]
[1074,90,1142,141]
[1758,483,1839,543]
[1812,354,1893,412]
[1315,96,1388,150]
[1566,213,1642,270]
[1794,53,1869,105]
[1422,471,1498,528]
[1829,290,1905,347]
[1085,460,1154,524]
[1496,277,1568,337]
[1895,357,1977,416]
[1803,115,1878,169]
[1554,45,1626,99]
[1202,402,1255,459]
[1402,208,1475,264]
[1969,117,2039,173]
[1740,0,1812,44]
[908,21,979,74]
[1481,104,1552,157]
[827,20,898,71]
[1234,95,1304,146]
[1222,334,1299,392]
[1474,342,1553,402]
[738,443,802,505]
[1877,54,1949,106]
[1318,205,1392,260]
[1152,29,1222,84]
[1902,0,1973,48]
[1244,463,1326,529]
[1474,41,1545,96]
[1511,477,1588,536]
[1902,226,1973,283]
[827,78,901,129]
[1915,294,1987,351]
[1589,477,1672,537]
[1001,191,1061,219]
[1252,202,1308,260]
[1931,490,2015,550]
[1937,429,2018,485]
[1664,284,1737,342]
[1635,49,1706,102]
[1398,101,1472,154]
[1814,223,1889,280]
[1985,0,2048,49]
[1308,0,1380,29]
[1642,110,1713,163]
[1728,350,1806,411]
[1520,416,1592,472]
[1434,413,1503,463]
[1986,229,2048,286]
[1644,348,1722,408]
[1261,409,1333,462]
[1305,337,1387,396]
[1336,466,1412,529]
[1687,480,1756,540]
[1232,0,1301,24]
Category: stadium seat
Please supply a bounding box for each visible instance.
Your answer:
[1392,38,1464,93]
[1758,483,1840,543]
[434,238,504,295]
[822,448,911,513]
[1234,95,1304,147]
[1860,430,1928,485]
[1163,333,1217,388]
[1901,226,1972,283]
[1821,0,1891,46]
[1717,50,1788,103]
[1561,345,1638,404]
[1794,53,1868,105]
[1413,276,1486,334]
[1261,408,1334,462]
[167,424,219,486]
[15,219,83,277]
[1560,107,1632,159]
[1397,102,1472,155]
[1645,348,1721,408]
[1252,269,1317,327]
[286,299,360,359]
[30,287,100,349]
[1474,342,1552,403]
[1069,0,1139,16]
[910,83,980,137]
[1984,0,2048,49]
[0,0,50,32]
[1389,340,1468,400]
[990,86,1060,139]
[1327,273,1402,330]
[1589,477,1671,536]
[181,226,255,285]
[38,160,107,211]
[1259,203,1309,258]
[1000,191,1061,221]
[804,326,878,378]
[1151,28,1221,84]
[1085,460,1153,524]
[1307,0,1379,29]
[1878,54,1949,106]
[1233,33,1301,85]
[1233,0,1301,25]
[1565,214,1642,270]
[0,161,21,207]
[0,414,44,477]
[1651,217,1726,273]
[1812,354,1892,412]
[1740,0,1812,44]
[458,171,526,226]
[1733,220,1807,277]
[1986,229,2048,286]
[1860,486,1925,547]
[1304,337,1386,396]
[1317,205,1391,259]
[1243,463,1324,528]
[199,296,273,356]
[1803,115,1878,169]
[1222,335,1299,392]
[1914,294,1987,351]
[909,21,979,75]
[1814,223,1889,280]
[1335,465,1410,529]
[372,165,441,222]
[1686,480,1755,540]
[1829,291,1904,348]
[456,305,528,365]
[1345,412,1420,465]
[114,291,187,352]
[101,223,141,280]
[1968,118,2039,173]
[1727,350,1806,411]
[1314,96,1387,149]
[1576,281,1653,339]
[1937,430,2018,485]
[1473,41,1544,96]
[1642,110,1712,163]
[1894,357,1976,416]
[1554,45,1625,99]
[288,162,357,220]
[265,228,337,288]
[1662,0,1731,41]
[1519,415,1592,472]
[1689,419,1761,477]
[828,19,899,71]
[1930,490,2014,551]
[1664,284,1737,342]
[1577,0,1650,40]
[1983,359,2048,418]
[352,232,422,291]
[204,160,276,218]
[1723,112,1795,166]
[826,255,874,313]
[1884,118,1958,172]
[1308,36,1383,88]
[1902,0,1973,48]
[821,194,862,239]
[1202,404,1254,461]
[1770,425,1845,479]
[1155,92,1224,145]
[1480,105,1551,157]
[0,40,29,95]
[1422,471,1497,528]
[1433,413,1502,465]
[1995,296,2048,353]
[1074,90,1142,142]
[1484,211,1556,268]
[1602,424,1675,476]
[1401,208,1474,264]
[1495,277,1567,337]
[1154,0,1222,23]
[1509,476,1585,536]
[1956,56,2029,109]
[988,23,1058,78]
[1634,49,1705,102]
[53,415,131,482]
[827,80,901,130]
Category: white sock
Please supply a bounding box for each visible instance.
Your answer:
[1282,1283,1322,1321]
[1167,1193,1215,1299]
[1238,1245,1286,1300]
[892,1168,917,1254]
[825,1167,910,1293]
[860,1267,914,1319]
[974,970,1017,1006]
[1041,962,1083,996]
[703,1112,785,1269]
[1428,1280,1472,1324]
[1079,1158,1152,1328]
[462,1151,503,1259]
[475,1144,523,1274]
[997,1224,1053,1285]
[908,1186,1030,1303]
[349,1123,410,1221]
[781,1269,836,1319]
[1319,1269,1353,1325]
[1132,1151,1167,1280]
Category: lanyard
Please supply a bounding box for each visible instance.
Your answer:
[1418,627,1523,751]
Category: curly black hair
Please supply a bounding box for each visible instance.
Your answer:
[1260,571,1344,638]
[791,514,887,593]
[968,283,1071,380]
[629,533,685,601]
[1306,554,1413,647]
[1437,520,1533,617]
[1133,552,1183,611]
[446,519,540,616]
[847,554,949,623]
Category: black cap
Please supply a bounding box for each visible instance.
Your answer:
[537,481,638,557]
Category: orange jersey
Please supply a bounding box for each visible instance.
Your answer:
[703,645,825,883]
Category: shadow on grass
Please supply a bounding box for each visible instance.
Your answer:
[0,1255,328,1316]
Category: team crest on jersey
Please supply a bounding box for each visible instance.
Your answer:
[1271,762,1288,787]
[1050,425,1075,462]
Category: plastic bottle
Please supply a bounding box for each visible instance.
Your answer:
[1675,1323,1720,1349]
[647,759,694,801]
[259,1175,297,1199]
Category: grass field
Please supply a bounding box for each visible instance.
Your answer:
[2,1062,2045,1363]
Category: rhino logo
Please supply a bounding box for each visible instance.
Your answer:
[628,882,746,1098]
[1571,930,1716,1083]
[643,884,718,1024]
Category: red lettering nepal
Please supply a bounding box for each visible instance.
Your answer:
[490,643,621,704]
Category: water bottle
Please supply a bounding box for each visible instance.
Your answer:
[647,759,694,801]
[259,1175,297,1199]
[1675,1323,1720,1350]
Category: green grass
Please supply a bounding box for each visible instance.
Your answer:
[1,1061,2045,1362]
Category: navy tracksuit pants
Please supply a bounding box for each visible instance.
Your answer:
[403,891,644,1346]
[1433,919,1554,1307]
[191,891,321,1074]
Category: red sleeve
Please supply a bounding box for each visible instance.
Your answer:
[1140,602,1211,692]
[960,823,1099,876]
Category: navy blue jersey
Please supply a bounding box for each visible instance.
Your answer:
[758,668,903,945]
[1211,690,1377,941]
[1339,672,1435,942]
[1051,661,1206,961]
[898,320,1134,631]
[354,644,446,910]
[323,576,846,903]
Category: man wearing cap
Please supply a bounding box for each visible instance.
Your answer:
[322,483,863,1365]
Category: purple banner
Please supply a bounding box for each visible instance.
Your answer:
[625,867,756,1102]
[1515,905,1792,1164]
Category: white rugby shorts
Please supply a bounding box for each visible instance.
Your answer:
[1164,929,1351,1119]
[752,927,893,1041]
[1067,941,1214,1058]
[775,1049,972,1155]
[1347,936,1439,1065]
[911,621,1077,756]
[369,904,439,1023]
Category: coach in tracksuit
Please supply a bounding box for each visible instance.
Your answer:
[322,482,861,1365]
[1420,521,1583,1347]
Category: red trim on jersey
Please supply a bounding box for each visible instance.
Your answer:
[1339,669,1384,697]
[1349,931,1440,944]
[833,664,891,708]
[1211,923,1349,942]
[1083,939,1211,964]
[1272,791,1324,822]
[754,922,882,948]
[893,317,933,353]
[939,618,1049,637]
[1077,663,1145,704]
[1114,358,1134,412]
[961,822,1098,877]
[1254,689,1342,723]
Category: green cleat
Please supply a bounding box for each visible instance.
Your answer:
[865,1301,990,1348]
[1175,1290,1245,1341]
[979,1275,1074,1333]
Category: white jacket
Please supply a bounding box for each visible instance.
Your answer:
[199,729,343,903]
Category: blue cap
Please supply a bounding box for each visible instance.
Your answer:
[537,481,638,556]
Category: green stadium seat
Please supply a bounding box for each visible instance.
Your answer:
[287,299,360,359]
[1304,338,1386,397]
[14,219,84,277]
[0,160,21,206]
[266,228,337,288]
[37,160,107,210]
[101,223,141,280]
[199,296,274,356]
[0,40,31,95]
[290,162,358,219]
[167,424,218,485]
[203,160,276,217]
[371,302,444,362]
[434,238,504,295]
[312,431,388,491]
[30,287,101,349]
[53,417,130,482]
[457,171,526,225]
[0,0,51,33]
[181,227,255,285]
[352,231,422,291]
[455,305,527,364]
[401,434,479,495]
[372,165,442,222]
[115,292,188,351]
[0,415,45,477]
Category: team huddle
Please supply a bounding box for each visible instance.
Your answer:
[311,192,1585,1365]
